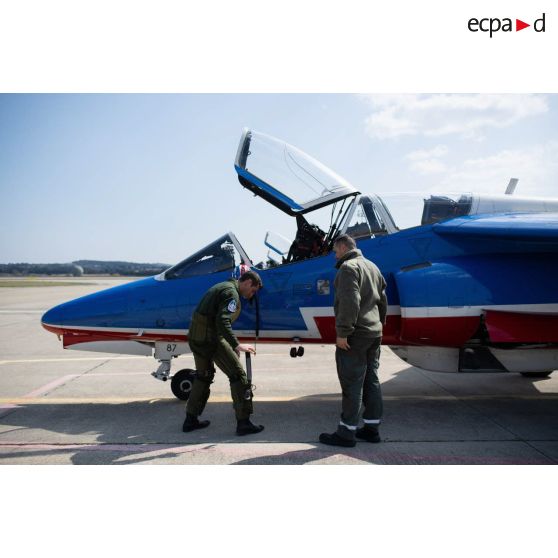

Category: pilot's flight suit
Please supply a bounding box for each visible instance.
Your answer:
[186,279,253,420]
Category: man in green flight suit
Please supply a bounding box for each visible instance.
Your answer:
[319,234,387,448]
[183,270,265,436]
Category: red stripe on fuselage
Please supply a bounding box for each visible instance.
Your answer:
[42,324,188,346]
[315,315,401,344]
[44,313,486,349]
[398,316,480,347]
[485,310,558,343]
[304,314,480,347]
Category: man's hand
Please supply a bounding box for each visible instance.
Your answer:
[236,344,256,355]
[336,337,350,350]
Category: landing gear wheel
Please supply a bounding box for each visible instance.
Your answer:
[171,369,196,400]
[520,371,553,378]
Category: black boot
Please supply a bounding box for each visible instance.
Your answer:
[236,418,264,436]
[319,432,356,448]
[182,413,210,433]
[356,426,381,443]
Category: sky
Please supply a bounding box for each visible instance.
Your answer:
[1,93,557,266]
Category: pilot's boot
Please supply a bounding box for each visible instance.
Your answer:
[319,432,356,448]
[236,418,264,436]
[356,425,381,443]
[319,422,356,447]
[182,413,210,433]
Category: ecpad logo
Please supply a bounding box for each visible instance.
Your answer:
[468,13,546,37]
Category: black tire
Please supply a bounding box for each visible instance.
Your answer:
[297,346,305,357]
[520,371,553,378]
[171,369,196,400]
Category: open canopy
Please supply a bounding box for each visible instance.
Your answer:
[234,128,359,215]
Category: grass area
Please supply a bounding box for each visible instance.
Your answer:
[0,280,97,287]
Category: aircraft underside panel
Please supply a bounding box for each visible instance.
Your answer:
[488,347,558,373]
[390,346,460,372]
[64,339,153,356]
[390,345,558,373]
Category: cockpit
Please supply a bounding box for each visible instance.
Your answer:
[163,233,250,280]
[233,128,409,267]
[161,129,558,279]
[252,193,399,268]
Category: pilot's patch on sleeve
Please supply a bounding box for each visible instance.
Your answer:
[227,299,237,313]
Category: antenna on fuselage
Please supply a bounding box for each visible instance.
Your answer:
[505,178,518,195]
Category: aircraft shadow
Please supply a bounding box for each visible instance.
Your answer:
[0,364,556,465]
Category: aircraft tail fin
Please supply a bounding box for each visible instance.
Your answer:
[505,178,518,195]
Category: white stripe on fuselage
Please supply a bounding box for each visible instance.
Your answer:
[402,303,558,318]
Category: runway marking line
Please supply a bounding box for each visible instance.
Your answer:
[0,354,287,365]
[0,310,46,313]
[0,442,552,465]
[0,356,148,365]
[1,394,557,406]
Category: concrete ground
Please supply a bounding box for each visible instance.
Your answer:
[0,278,557,465]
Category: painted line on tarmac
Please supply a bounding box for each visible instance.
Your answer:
[0,354,288,365]
[0,356,149,366]
[24,374,82,398]
[0,395,295,404]
[0,356,148,365]
[0,442,552,465]
[1,393,558,406]
[0,374,89,417]
[0,375,82,417]
[0,364,120,415]
[0,310,45,313]
[0,403,20,419]
[0,442,205,454]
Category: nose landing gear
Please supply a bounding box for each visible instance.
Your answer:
[290,346,305,358]
[151,358,196,400]
[170,369,197,400]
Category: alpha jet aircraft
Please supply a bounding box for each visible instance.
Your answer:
[41,129,558,400]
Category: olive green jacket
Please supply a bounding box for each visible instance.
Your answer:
[334,249,387,339]
[188,279,241,349]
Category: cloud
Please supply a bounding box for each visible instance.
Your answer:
[362,94,549,140]
[411,159,448,175]
[405,145,449,174]
[436,141,558,197]
[406,145,449,161]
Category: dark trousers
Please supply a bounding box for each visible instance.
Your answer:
[335,336,383,440]
[186,338,253,421]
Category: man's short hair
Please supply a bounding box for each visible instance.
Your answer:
[334,234,356,250]
[239,270,263,289]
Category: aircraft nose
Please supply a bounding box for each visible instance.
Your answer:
[41,297,98,329]
[41,304,65,328]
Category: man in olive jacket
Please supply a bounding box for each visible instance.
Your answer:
[183,270,265,436]
[320,234,387,447]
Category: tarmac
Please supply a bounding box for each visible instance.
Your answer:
[0,277,557,465]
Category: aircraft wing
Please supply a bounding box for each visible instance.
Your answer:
[433,212,558,240]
